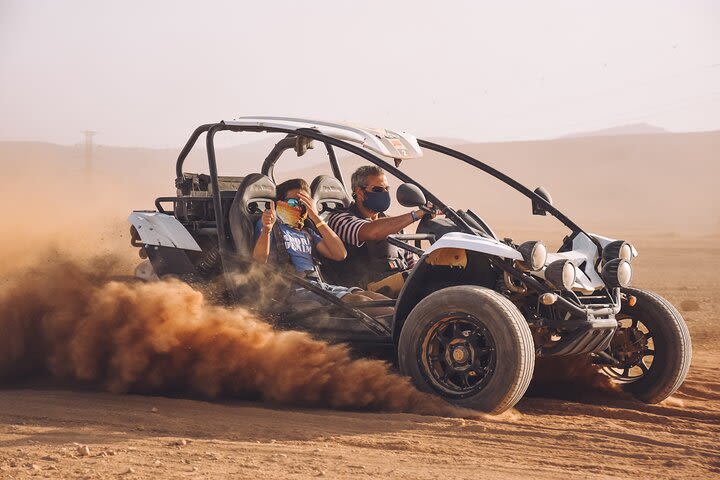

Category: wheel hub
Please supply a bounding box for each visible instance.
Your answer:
[422,313,497,397]
[610,327,648,364]
[601,315,655,383]
[447,340,473,371]
[452,346,468,362]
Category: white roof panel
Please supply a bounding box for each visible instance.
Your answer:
[224,116,423,160]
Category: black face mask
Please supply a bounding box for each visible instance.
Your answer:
[362,190,391,213]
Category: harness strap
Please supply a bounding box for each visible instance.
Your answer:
[272,223,324,282]
[271,223,292,266]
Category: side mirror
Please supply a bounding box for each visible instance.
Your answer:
[294,136,314,156]
[397,183,427,207]
[532,186,553,216]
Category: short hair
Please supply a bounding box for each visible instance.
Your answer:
[276,178,310,200]
[351,165,385,192]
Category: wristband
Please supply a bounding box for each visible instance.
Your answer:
[410,211,418,222]
[315,220,327,229]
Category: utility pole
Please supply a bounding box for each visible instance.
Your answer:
[81,130,97,175]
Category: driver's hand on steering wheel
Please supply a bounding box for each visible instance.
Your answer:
[418,202,442,220]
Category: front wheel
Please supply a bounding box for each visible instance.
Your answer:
[601,287,692,403]
[398,286,535,414]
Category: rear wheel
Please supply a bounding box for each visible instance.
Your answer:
[601,288,691,403]
[398,286,535,413]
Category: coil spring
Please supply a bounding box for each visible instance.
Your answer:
[196,246,221,276]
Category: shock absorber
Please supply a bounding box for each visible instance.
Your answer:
[196,246,221,277]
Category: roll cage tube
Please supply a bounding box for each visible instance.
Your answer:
[260,135,345,186]
[326,143,345,186]
[176,123,214,178]
[260,135,296,181]
[285,129,476,236]
[204,122,477,250]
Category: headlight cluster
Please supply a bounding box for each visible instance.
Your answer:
[545,259,577,290]
[601,258,632,288]
[601,240,635,288]
[518,240,547,271]
[602,240,635,263]
[516,237,636,292]
[518,240,577,291]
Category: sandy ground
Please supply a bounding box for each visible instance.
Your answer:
[0,239,718,479]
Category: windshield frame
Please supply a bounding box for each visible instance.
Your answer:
[416,139,584,235]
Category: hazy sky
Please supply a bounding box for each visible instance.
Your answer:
[1,0,718,147]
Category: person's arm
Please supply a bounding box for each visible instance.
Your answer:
[297,192,347,261]
[252,202,275,263]
[357,210,427,242]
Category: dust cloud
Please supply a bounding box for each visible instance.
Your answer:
[0,252,472,417]
[526,356,621,400]
[0,145,482,419]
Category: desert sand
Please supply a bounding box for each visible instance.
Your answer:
[0,131,718,479]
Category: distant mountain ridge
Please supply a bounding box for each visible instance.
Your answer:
[1,129,718,235]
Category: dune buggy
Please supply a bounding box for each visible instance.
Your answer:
[128,117,691,413]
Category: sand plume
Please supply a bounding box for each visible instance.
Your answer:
[527,356,621,400]
[0,253,472,417]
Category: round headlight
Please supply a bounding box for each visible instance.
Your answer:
[601,258,632,288]
[603,240,635,263]
[618,243,633,261]
[518,241,547,271]
[545,259,577,290]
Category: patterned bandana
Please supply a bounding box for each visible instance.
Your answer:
[276,200,307,229]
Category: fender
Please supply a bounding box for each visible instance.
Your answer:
[392,232,517,341]
[128,212,201,251]
[423,232,522,261]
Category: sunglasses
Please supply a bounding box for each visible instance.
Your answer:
[362,185,390,193]
[284,198,306,211]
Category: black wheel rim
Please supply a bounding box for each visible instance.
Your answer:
[419,312,497,398]
[602,314,656,383]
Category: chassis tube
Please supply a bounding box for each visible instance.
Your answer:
[489,257,620,319]
[275,270,392,336]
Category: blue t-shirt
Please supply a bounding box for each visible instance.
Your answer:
[254,219,322,273]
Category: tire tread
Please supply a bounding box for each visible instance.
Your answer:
[623,287,692,402]
[398,285,535,414]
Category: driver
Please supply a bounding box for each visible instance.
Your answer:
[252,178,391,313]
[326,165,434,295]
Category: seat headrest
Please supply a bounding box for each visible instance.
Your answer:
[228,173,276,257]
[310,175,351,213]
[234,173,276,215]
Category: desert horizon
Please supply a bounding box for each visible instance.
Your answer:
[2,124,717,242]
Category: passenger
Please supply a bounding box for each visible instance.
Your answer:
[327,166,435,294]
[252,178,392,314]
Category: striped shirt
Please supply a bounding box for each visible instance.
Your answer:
[328,209,416,268]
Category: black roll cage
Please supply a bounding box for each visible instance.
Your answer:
[175,122,588,242]
[173,121,600,324]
